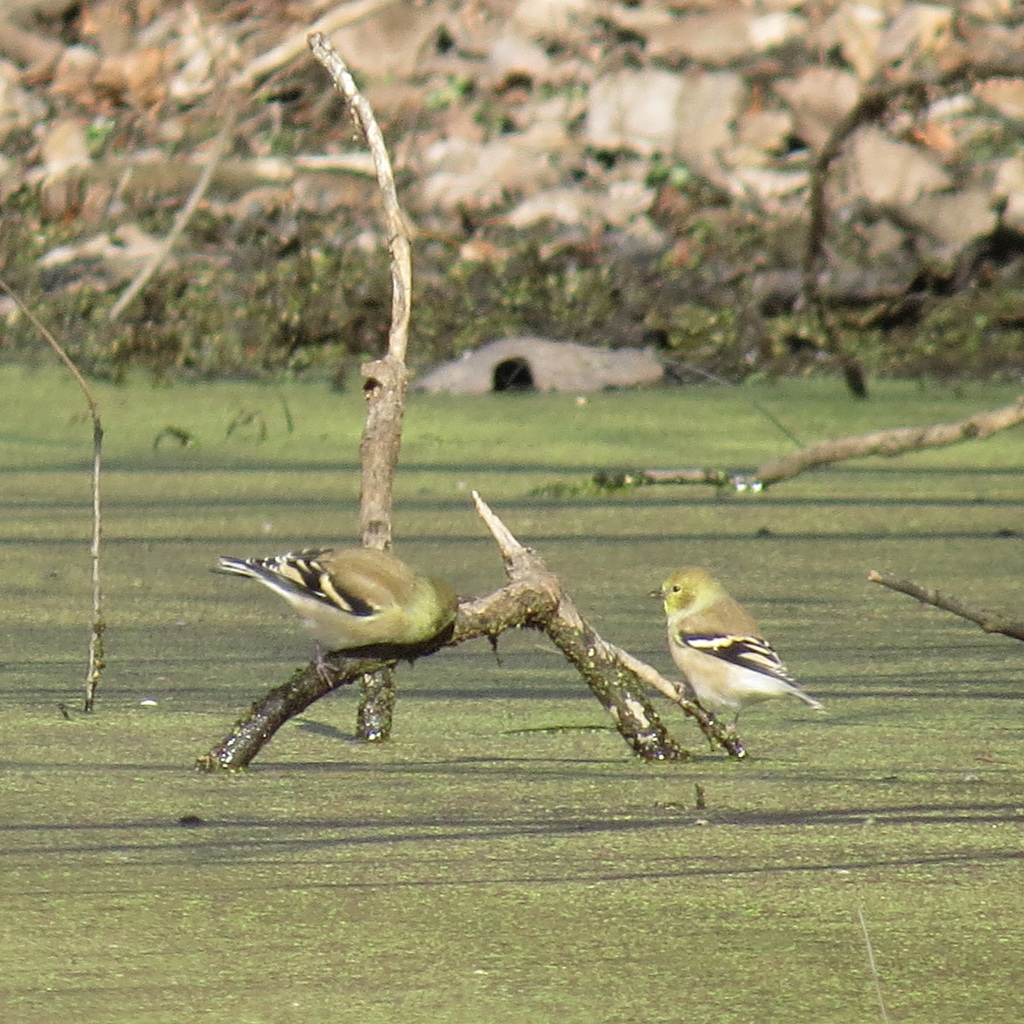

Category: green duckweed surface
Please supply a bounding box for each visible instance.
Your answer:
[2,367,1022,1023]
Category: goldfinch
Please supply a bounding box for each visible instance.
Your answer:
[660,567,823,717]
[216,546,457,651]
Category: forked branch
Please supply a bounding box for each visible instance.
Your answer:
[197,493,744,771]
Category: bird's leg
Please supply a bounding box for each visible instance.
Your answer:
[312,642,338,688]
[702,709,740,750]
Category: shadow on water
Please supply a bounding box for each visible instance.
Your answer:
[1,800,1022,890]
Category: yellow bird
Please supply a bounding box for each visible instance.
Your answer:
[216,546,457,651]
[660,567,823,718]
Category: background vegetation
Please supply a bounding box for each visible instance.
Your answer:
[4,1,1024,384]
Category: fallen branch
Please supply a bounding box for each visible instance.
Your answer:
[755,396,1024,485]
[577,396,1024,493]
[868,570,1024,642]
[197,493,744,771]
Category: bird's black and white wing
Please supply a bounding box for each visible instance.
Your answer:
[216,549,377,617]
[679,633,796,684]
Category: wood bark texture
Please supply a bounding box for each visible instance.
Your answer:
[198,493,744,770]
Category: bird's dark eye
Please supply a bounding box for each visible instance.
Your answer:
[671,585,681,593]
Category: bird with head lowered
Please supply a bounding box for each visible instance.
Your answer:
[216,546,458,652]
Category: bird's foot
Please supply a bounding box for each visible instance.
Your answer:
[312,644,338,688]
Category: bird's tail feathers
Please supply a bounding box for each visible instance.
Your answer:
[214,556,261,579]
[793,688,825,711]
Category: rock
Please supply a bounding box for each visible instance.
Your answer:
[482,31,553,88]
[39,116,91,180]
[905,187,998,266]
[418,136,560,210]
[774,68,860,151]
[644,9,806,64]
[876,3,954,67]
[505,187,590,229]
[415,337,664,394]
[585,68,685,156]
[993,155,1024,231]
[585,67,745,184]
[511,0,595,39]
[674,71,746,185]
[838,126,951,207]
[975,79,1024,120]
[0,58,46,141]
[48,45,101,105]
[812,4,886,81]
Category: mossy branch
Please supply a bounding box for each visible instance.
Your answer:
[198,493,743,771]
[868,570,1024,642]
[0,278,105,711]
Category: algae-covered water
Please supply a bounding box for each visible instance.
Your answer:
[2,367,1022,1023]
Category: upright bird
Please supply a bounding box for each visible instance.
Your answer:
[659,566,823,719]
[216,546,458,651]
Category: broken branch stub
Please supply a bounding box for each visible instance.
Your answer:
[471,491,742,759]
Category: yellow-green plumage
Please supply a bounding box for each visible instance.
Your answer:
[217,546,457,651]
[660,566,823,715]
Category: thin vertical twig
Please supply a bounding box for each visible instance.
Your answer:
[0,277,105,711]
[857,905,890,1024]
[308,32,414,739]
[108,98,238,321]
[308,30,411,552]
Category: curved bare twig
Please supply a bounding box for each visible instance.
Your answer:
[868,570,1024,642]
